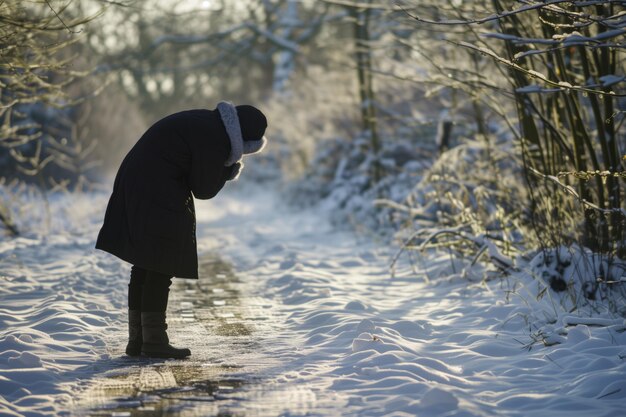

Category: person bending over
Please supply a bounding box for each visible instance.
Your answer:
[95,102,267,359]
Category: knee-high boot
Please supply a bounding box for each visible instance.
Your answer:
[141,285,191,359]
[125,310,142,356]
[126,267,146,357]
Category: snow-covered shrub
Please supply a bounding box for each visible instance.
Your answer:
[527,246,626,312]
[388,137,527,277]
[288,131,434,234]
[497,245,626,348]
[490,1,626,312]
[0,177,109,238]
[0,103,101,187]
[0,1,102,235]
[387,1,626,313]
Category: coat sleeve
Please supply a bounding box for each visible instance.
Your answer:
[180,112,233,200]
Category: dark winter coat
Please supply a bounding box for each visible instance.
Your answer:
[95,109,233,279]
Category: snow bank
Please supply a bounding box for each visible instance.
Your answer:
[1,183,625,416]
[202,187,626,417]
[0,190,127,417]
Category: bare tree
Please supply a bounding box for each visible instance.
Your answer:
[0,0,100,235]
[87,0,339,117]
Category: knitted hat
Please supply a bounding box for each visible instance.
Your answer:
[236,105,267,142]
[217,101,268,166]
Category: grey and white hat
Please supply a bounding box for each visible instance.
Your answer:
[217,101,267,166]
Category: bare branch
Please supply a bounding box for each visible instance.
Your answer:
[454,41,626,97]
[402,0,626,27]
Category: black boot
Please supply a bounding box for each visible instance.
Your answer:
[125,309,142,356]
[141,311,191,359]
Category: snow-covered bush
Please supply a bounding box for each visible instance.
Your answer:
[389,0,626,314]
[0,1,101,236]
[288,131,434,235]
[527,246,626,311]
[388,138,527,277]
[499,245,626,348]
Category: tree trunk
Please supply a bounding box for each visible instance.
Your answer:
[349,1,381,182]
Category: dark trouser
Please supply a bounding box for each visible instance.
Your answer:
[128,265,173,312]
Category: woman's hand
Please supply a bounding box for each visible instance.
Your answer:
[227,161,243,181]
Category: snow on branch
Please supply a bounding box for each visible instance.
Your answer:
[417,229,515,271]
[402,0,626,28]
[528,167,626,218]
[454,41,626,97]
[482,28,626,47]
[388,223,516,277]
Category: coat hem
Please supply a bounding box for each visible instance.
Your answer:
[94,243,199,279]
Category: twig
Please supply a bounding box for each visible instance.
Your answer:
[528,167,626,218]
[453,41,626,97]
[401,0,626,27]
[45,0,81,34]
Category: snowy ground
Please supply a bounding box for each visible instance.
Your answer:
[1,183,625,417]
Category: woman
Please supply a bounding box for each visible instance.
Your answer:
[95,102,267,359]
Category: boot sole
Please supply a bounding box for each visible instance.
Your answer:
[141,351,190,359]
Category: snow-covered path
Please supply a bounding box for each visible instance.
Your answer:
[1,186,625,417]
